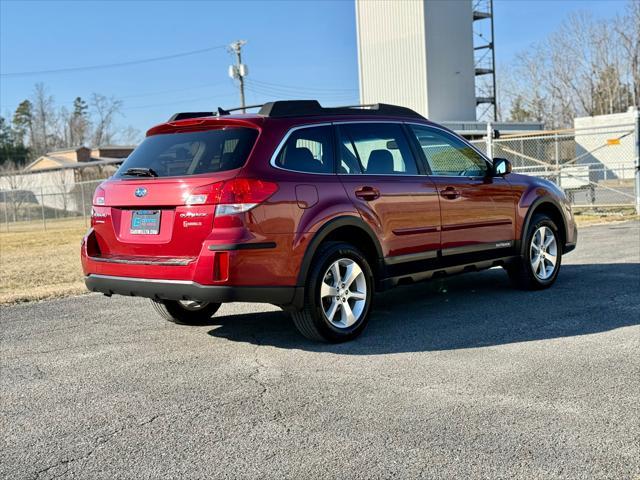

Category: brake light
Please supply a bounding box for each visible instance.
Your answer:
[217,178,278,204]
[93,186,105,206]
[186,179,278,210]
[215,178,278,216]
[185,182,224,205]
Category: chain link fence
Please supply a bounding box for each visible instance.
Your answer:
[470,121,639,209]
[0,179,103,232]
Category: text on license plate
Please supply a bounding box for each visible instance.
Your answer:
[130,210,161,234]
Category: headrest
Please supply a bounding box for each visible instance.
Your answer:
[284,147,323,172]
[366,149,394,174]
[220,152,236,169]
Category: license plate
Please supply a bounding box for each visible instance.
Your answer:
[130,210,161,234]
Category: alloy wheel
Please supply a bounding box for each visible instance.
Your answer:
[320,258,367,328]
[530,225,558,280]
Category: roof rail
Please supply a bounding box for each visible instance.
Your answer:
[258,100,425,119]
[168,100,425,122]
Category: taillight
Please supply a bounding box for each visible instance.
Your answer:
[215,178,278,216]
[186,179,278,218]
[93,186,105,206]
[185,182,225,205]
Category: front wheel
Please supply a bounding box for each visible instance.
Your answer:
[506,213,562,290]
[292,242,374,342]
[151,299,221,325]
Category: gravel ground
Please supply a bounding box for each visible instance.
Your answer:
[1,221,639,479]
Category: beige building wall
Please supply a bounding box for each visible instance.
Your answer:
[574,107,638,181]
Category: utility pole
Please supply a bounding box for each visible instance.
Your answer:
[228,40,248,112]
[635,107,640,215]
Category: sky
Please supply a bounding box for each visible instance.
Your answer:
[0,0,630,138]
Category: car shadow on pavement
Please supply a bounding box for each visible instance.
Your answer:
[206,263,640,354]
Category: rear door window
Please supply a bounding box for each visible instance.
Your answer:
[115,127,258,178]
[274,125,335,173]
[337,123,418,175]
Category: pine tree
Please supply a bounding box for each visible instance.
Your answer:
[12,100,33,147]
[69,96,90,146]
[0,116,29,167]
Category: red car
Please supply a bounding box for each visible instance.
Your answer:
[82,100,577,342]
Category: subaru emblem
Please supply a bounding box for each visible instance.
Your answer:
[135,187,147,198]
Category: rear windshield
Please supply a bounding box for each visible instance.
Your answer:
[114,127,258,178]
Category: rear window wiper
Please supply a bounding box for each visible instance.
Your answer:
[122,167,159,177]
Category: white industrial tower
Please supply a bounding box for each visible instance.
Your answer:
[356,0,480,122]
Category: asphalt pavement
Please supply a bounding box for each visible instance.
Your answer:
[1,221,639,479]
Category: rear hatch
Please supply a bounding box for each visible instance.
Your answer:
[91,123,259,260]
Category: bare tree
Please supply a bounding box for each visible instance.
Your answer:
[0,161,35,222]
[91,94,123,147]
[30,83,59,157]
[119,125,141,145]
[69,97,90,146]
[51,168,74,215]
[501,1,638,128]
[615,1,640,107]
[500,48,550,124]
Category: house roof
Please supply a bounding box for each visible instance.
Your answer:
[23,144,135,172]
[23,155,71,171]
[96,145,136,150]
[45,146,90,155]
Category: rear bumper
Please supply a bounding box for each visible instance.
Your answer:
[85,274,303,306]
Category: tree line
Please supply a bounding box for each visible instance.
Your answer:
[500,0,639,128]
[1,1,638,168]
[0,83,139,168]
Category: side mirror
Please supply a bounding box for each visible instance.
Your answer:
[492,158,512,176]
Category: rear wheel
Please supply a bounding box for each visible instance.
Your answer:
[292,242,374,342]
[151,299,221,325]
[506,213,562,290]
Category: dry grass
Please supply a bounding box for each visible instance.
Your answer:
[573,208,639,227]
[0,217,88,304]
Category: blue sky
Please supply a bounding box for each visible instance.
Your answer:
[0,0,628,136]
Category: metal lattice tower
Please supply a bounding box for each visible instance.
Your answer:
[473,0,497,121]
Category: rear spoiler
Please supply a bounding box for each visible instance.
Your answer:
[168,104,265,121]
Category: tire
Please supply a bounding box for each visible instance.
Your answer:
[292,241,374,342]
[151,299,221,325]
[506,213,562,290]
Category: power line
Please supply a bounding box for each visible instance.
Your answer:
[120,81,230,100]
[245,80,356,97]
[0,81,233,113]
[244,83,358,105]
[0,44,227,78]
[249,78,358,93]
[122,91,236,111]
[244,80,357,100]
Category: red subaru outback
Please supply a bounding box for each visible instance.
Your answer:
[82,101,577,342]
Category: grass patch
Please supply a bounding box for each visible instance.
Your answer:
[573,207,639,227]
[0,218,88,304]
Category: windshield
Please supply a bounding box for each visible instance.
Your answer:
[115,127,258,178]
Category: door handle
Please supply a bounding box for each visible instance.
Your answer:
[440,187,461,200]
[355,186,380,201]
